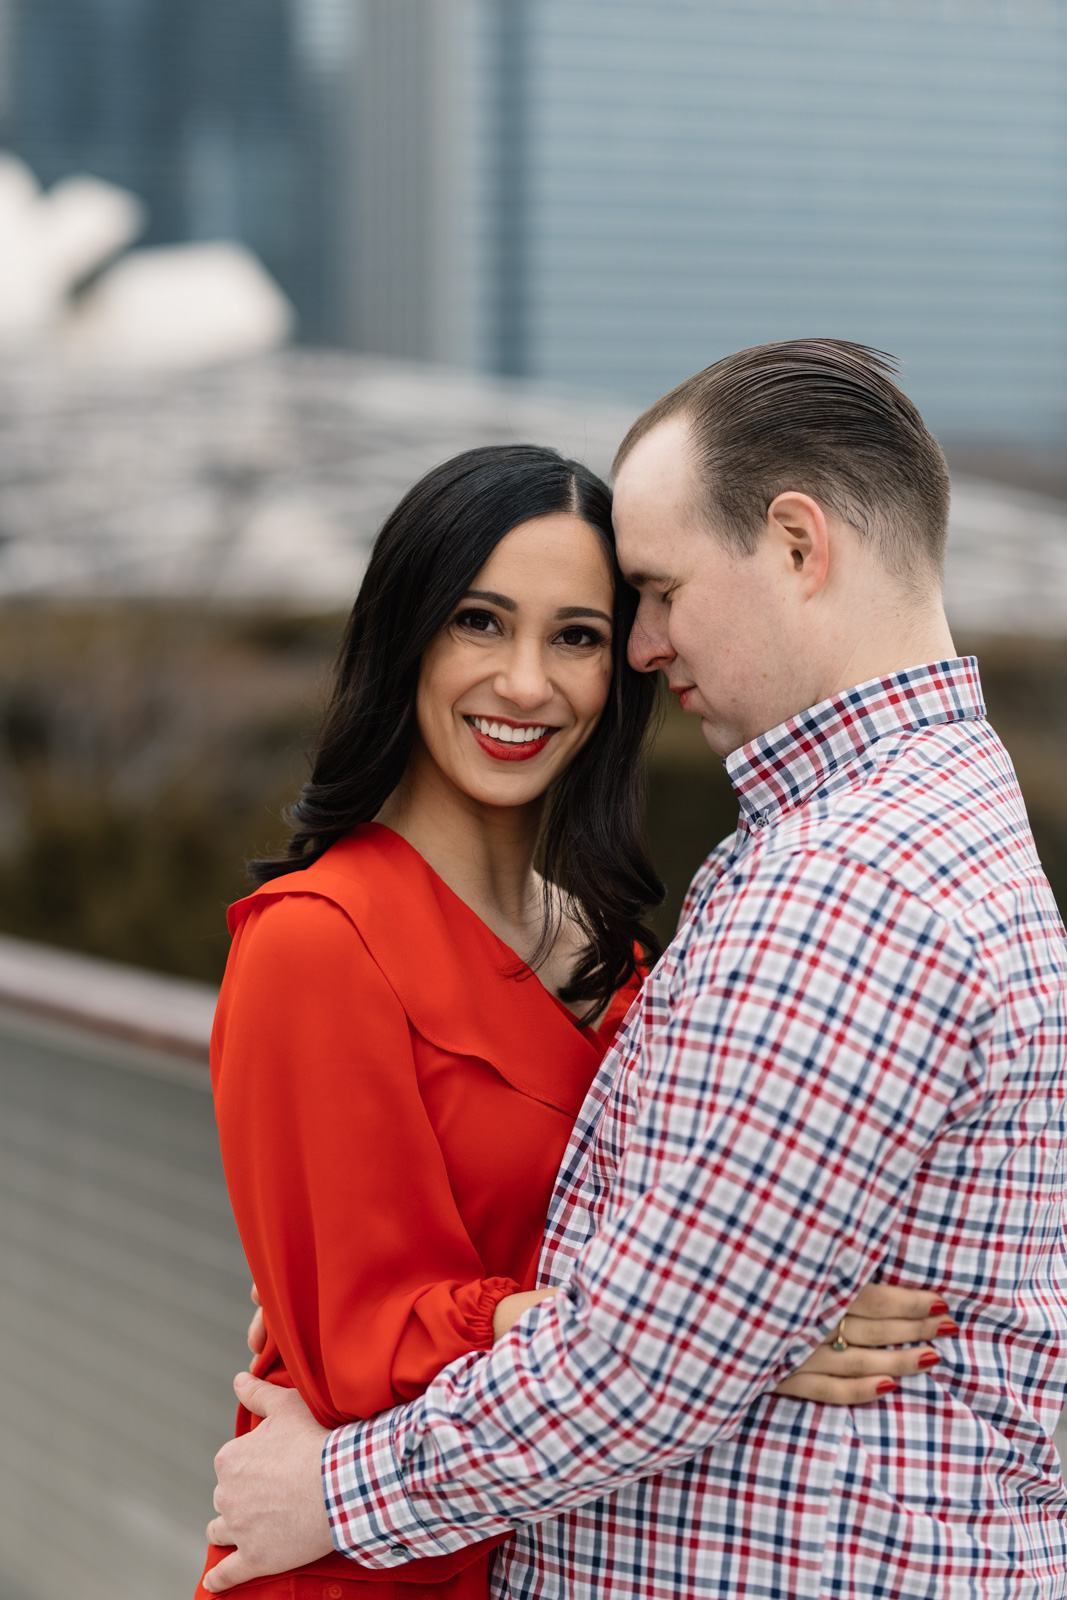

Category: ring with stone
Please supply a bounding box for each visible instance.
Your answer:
[830,1317,849,1352]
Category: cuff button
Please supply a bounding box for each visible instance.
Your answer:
[389,1543,408,1558]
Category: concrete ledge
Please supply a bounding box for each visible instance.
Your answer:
[0,933,216,1063]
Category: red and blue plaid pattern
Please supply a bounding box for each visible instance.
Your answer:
[324,658,1067,1598]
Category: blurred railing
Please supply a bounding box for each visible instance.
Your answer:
[0,938,247,1600]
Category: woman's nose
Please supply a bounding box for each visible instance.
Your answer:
[493,643,553,709]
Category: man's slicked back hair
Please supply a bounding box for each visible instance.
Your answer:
[613,339,951,583]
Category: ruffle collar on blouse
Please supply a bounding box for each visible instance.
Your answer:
[227,824,606,1117]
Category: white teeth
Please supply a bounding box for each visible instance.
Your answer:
[471,716,551,743]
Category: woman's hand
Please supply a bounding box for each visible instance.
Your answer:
[774,1284,955,1404]
[247,1283,267,1356]
[493,1287,558,1339]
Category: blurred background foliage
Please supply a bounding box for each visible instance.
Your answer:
[0,602,1062,982]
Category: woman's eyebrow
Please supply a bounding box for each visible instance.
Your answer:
[556,606,612,623]
[464,591,611,626]
[464,588,516,611]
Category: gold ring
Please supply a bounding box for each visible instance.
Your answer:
[830,1318,848,1352]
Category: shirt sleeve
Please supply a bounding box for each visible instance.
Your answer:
[212,892,518,1427]
[319,847,993,1566]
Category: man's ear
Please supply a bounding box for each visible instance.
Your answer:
[765,492,830,594]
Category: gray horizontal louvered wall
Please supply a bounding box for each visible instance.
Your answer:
[0,1004,249,1600]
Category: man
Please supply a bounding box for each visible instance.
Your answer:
[204,341,1067,1597]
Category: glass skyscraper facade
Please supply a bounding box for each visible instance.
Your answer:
[517,0,1067,439]
[351,0,1067,442]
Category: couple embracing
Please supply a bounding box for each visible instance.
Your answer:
[195,340,1067,1599]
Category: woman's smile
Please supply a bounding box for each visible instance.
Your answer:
[464,714,559,761]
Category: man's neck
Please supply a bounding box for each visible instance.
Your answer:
[716,599,959,760]
[818,605,958,707]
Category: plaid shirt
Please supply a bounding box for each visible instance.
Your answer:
[324,658,1067,1598]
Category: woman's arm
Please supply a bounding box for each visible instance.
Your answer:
[213,892,519,1426]
[491,1282,949,1403]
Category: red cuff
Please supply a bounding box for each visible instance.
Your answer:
[463,1276,521,1347]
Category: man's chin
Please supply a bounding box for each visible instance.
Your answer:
[696,714,738,760]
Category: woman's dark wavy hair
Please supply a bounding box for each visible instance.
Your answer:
[251,443,664,1011]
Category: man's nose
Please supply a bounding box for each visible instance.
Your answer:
[627,606,675,674]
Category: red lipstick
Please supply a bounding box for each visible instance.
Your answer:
[465,717,557,762]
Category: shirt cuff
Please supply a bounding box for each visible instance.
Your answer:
[323,1406,466,1567]
[462,1276,520,1349]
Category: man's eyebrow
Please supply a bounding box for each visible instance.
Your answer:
[556,605,613,624]
[621,570,667,589]
[463,588,516,611]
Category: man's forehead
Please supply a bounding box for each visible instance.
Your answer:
[614,414,697,498]
[613,524,681,588]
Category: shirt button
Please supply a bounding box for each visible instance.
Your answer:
[326,1585,344,1598]
[389,1543,408,1558]
[752,815,768,829]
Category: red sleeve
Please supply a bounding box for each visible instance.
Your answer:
[211,893,518,1426]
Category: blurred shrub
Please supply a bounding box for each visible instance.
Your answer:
[0,604,339,980]
[0,604,1062,980]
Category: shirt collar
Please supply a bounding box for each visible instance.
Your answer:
[724,657,985,831]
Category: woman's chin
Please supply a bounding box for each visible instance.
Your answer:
[447,761,557,811]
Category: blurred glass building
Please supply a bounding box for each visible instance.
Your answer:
[2,0,1065,439]
[353,0,1067,442]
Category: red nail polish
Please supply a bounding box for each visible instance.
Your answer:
[917,1351,941,1368]
[936,1320,960,1337]
[928,1298,950,1317]
[876,1379,898,1394]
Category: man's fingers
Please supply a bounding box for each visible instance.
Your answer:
[232,1370,285,1418]
[247,1306,267,1355]
[836,1313,956,1348]
[800,1343,940,1378]
[205,1515,236,1547]
[202,1551,260,1594]
[773,1372,901,1405]
[846,1284,949,1320]
[250,1283,261,1307]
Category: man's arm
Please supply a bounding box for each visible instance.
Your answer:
[322,850,989,1567]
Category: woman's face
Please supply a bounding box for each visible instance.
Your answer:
[414,512,615,809]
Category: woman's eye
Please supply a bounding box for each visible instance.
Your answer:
[556,624,608,649]
[454,608,501,635]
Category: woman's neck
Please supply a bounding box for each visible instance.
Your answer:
[376,748,546,961]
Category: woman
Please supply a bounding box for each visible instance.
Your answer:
[197,446,947,1600]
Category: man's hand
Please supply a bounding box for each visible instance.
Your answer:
[247,1283,267,1356]
[203,1372,333,1593]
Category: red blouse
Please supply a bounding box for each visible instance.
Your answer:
[196,825,638,1598]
